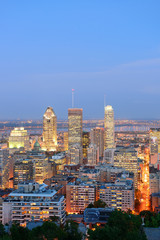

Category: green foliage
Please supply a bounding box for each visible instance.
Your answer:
[87,199,106,209]
[88,210,147,240]
[140,211,160,227]
[10,224,30,240]
[64,220,82,240]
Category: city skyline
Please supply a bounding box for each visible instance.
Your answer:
[0,1,160,119]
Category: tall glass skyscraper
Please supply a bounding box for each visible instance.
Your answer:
[104,105,115,149]
[68,108,83,164]
[68,108,83,148]
[42,106,57,151]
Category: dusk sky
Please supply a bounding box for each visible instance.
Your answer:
[0,1,160,120]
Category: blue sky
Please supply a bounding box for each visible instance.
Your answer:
[0,1,160,120]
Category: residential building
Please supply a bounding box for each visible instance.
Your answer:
[2,182,66,225]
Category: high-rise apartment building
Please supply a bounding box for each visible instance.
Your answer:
[42,107,57,152]
[104,105,115,150]
[9,127,30,150]
[90,127,104,158]
[66,180,96,214]
[87,144,99,166]
[99,181,134,211]
[82,131,90,159]
[114,146,138,188]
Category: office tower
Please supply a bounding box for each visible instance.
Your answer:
[114,146,138,188]
[9,127,30,150]
[2,182,66,225]
[103,148,115,165]
[87,144,99,166]
[82,131,90,159]
[104,105,115,150]
[90,127,104,158]
[63,132,68,151]
[69,144,83,165]
[150,128,160,154]
[0,149,9,189]
[68,108,83,148]
[42,106,57,152]
[34,155,51,184]
[68,108,83,164]
[13,159,34,188]
[99,180,134,211]
[66,180,96,214]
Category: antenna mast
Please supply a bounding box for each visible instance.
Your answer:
[72,89,75,108]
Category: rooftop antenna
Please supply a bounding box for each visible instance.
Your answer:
[104,94,106,108]
[72,89,75,108]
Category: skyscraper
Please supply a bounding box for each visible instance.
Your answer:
[42,107,57,151]
[82,131,90,159]
[104,105,115,150]
[90,127,104,157]
[68,108,83,148]
[68,108,83,164]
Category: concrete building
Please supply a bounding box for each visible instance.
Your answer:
[2,182,66,225]
[96,164,125,183]
[114,146,138,188]
[9,127,30,150]
[90,127,104,158]
[149,172,160,195]
[87,144,99,166]
[0,148,10,189]
[69,144,83,165]
[13,159,34,188]
[103,148,115,165]
[66,180,97,214]
[104,105,115,150]
[99,180,134,211]
[42,107,57,152]
[51,152,66,174]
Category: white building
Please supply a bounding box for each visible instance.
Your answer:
[2,182,66,225]
[99,180,134,211]
[87,144,99,166]
[104,105,115,150]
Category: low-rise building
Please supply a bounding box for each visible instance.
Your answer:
[66,180,97,214]
[99,180,134,211]
[2,182,66,225]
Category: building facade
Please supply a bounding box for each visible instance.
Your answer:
[2,182,66,225]
[9,127,30,150]
[90,127,104,158]
[104,105,115,150]
[42,107,57,152]
[114,146,138,188]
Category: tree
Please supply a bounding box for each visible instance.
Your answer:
[64,220,82,240]
[10,224,30,240]
[93,199,106,208]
